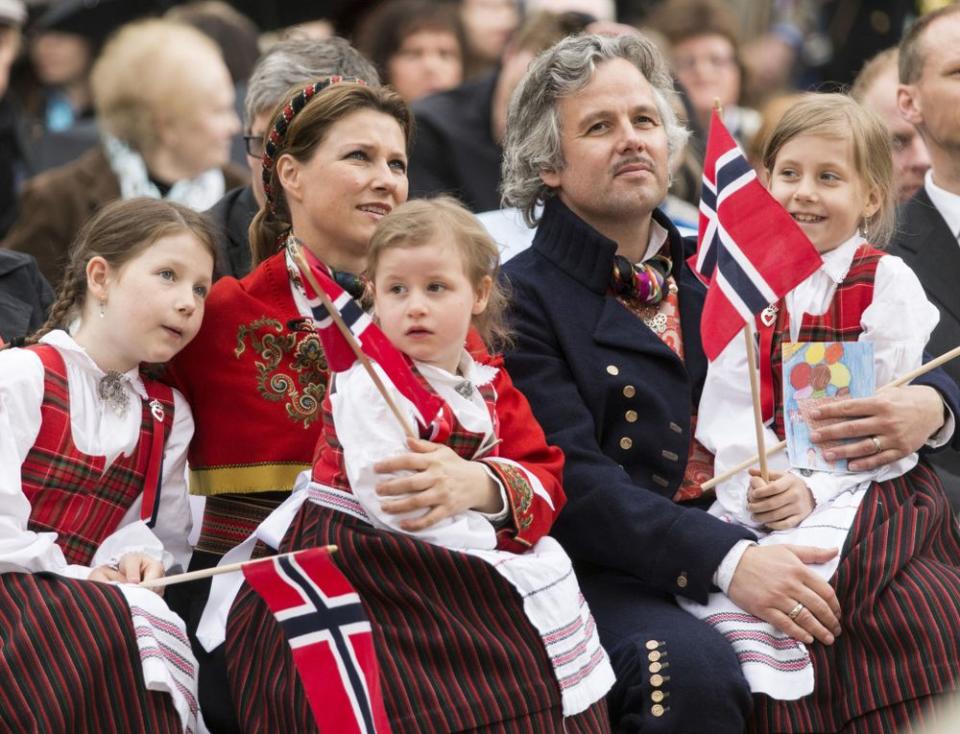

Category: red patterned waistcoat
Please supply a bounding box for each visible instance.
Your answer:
[759,244,883,440]
[21,345,175,566]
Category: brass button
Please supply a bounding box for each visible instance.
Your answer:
[645,640,660,650]
[623,385,636,398]
[648,650,661,662]
[625,409,638,423]
[649,662,662,673]
[652,474,669,487]
[676,572,688,588]
[651,704,665,717]
[606,364,619,375]
[620,437,633,450]
[651,690,665,703]
[650,674,665,687]
[669,421,682,433]
[662,449,679,462]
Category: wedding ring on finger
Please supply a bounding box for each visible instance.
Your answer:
[787,602,805,621]
[871,436,882,454]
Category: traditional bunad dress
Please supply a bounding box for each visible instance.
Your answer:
[197,345,615,733]
[0,330,202,734]
[687,236,960,730]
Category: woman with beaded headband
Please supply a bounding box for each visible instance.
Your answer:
[167,78,604,731]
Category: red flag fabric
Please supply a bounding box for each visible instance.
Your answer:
[692,109,822,361]
[242,547,392,734]
[292,243,444,433]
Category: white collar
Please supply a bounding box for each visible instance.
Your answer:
[924,169,960,240]
[415,349,498,389]
[640,219,670,264]
[818,233,867,284]
[40,329,148,400]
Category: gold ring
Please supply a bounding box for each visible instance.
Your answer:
[871,436,882,454]
[787,602,804,621]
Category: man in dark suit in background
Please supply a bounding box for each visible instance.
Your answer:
[894,4,960,505]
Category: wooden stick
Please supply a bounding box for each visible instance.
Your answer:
[743,325,769,481]
[701,344,960,491]
[290,245,416,439]
[138,546,339,589]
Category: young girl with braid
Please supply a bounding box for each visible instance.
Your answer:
[0,197,216,733]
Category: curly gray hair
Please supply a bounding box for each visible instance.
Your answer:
[244,36,380,129]
[501,33,689,227]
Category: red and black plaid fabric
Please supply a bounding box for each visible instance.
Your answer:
[20,345,175,566]
[225,500,609,733]
[750,462,960,732]
[762,244,883,438]
[0,572,181,732]
[311,366,498,489]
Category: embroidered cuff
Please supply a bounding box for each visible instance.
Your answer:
[480,458,536,541]
[713,539,756,594]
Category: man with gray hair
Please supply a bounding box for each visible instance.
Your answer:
[205,35,379,278]
[501,32,843,731]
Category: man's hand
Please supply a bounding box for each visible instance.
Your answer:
[727,544,842,645]
[809,385,944,471]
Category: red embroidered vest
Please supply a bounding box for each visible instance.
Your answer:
[21,345,175,566]
[758,244,883,440]
[311,364,499,490]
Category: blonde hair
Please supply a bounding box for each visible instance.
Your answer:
[761,93,894,246]
[91,19,226,153]
[367,197,511,352]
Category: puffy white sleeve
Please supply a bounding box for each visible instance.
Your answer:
[0,348,90,577]
[92,388,195,572]
[330,363,497,551]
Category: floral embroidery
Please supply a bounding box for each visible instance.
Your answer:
[235,317,329,427]
[491,461,534,529]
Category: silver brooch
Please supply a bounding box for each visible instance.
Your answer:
[454,380,475,398]
[149,399,165,422]
[97,371,129,417]
[760,304,779,327]
[643,312,668,334]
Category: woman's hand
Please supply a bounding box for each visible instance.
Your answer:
[373,437,503,531]
[747,468,815,530]
[89,553,165,592]
[807,385,945,471]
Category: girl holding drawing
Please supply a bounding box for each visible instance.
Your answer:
[687,93,960,731]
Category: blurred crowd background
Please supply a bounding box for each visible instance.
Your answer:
[0,0,952,287]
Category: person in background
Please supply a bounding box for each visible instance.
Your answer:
[0,250,53,346]
[356,0,464,104]
[646,0,760,150]
[204,35,379,279]
[1,18,244,288]
[851,46,931,204]
[457,0,519,78]
[409,10,593,212]
[0,0,25,237]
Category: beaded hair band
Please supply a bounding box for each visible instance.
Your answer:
[261,75,368,214]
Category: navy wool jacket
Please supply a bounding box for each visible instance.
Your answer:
[503,197,754,604]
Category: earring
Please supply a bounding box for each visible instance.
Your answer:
[858,215,871,238]
[98,299,106,318]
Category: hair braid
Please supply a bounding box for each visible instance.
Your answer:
[22,264,87,346]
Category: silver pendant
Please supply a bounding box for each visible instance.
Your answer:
[149,399,165,422]
[760,304,779,327]
[97,371,129,417]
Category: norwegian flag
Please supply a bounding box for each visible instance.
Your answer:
[242,547,392,734]
[292,243,444,434]
[693,109,822,361]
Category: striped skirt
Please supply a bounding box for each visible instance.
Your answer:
[225,500,610,733]
[0,572,182,732]
[750,462,960,732]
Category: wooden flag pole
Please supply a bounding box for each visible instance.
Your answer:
[701,343,960,491]
[138,546,339,589]
[743,324,769,481]
[290,245,417,439]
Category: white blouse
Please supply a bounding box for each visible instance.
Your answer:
[697,234,941,527]
[328,350,515,551]
[0,330,194,576]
